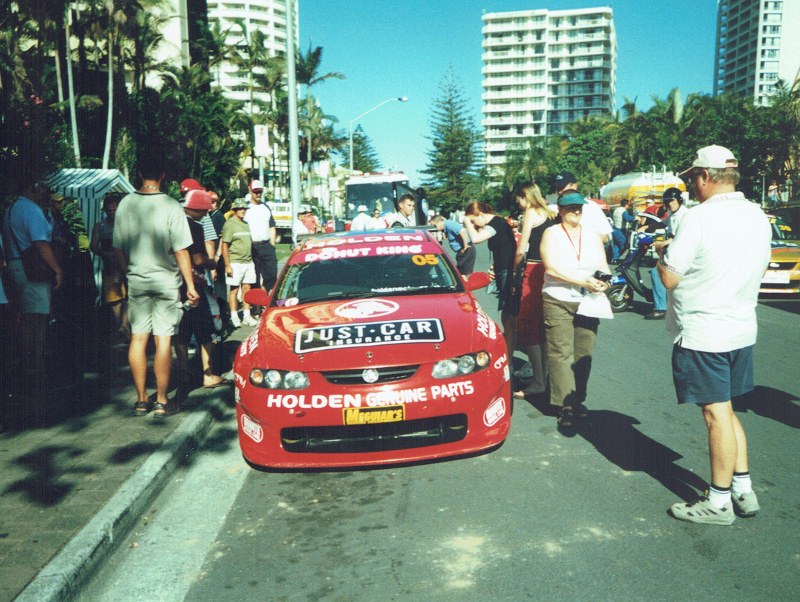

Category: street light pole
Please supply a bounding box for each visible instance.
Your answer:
[349,97,408,173]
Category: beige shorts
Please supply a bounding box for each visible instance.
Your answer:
[226,262,256,288]
[128,288,182,336]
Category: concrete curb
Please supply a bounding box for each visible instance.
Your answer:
[16,389,231,602]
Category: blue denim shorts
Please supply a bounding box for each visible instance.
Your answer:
[672,343,754,404]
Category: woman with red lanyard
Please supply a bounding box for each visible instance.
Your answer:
[463,201,517,355]
[540,192,611,431]
[512,182,556,398]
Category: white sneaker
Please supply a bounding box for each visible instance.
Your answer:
[242,314,259,327]
[731,490,760,517]
[670,496,735,526]
[230,314,241,328]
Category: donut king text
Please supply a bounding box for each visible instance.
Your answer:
[264,380,475,409]
[294,319,444,353]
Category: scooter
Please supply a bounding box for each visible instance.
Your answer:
[607,232,657,312]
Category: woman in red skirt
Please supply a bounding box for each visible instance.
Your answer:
[513,182,556,398]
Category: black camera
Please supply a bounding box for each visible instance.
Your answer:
[593,270,612,283]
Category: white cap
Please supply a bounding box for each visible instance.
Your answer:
[249,179,264,191]
[357,205,367,212]
[679,145,738,177]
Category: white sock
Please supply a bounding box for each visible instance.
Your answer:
[707,485,731,509]
[243,309,251,317]
[732,472,753,495]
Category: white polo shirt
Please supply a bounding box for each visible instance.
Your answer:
[663,192,770,352]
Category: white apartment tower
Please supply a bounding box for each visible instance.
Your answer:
[714,0,800,106]
[206,0,297,113]
[482,7,617,172]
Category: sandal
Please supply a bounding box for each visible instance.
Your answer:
[152,401,180,418]
[557,407,575,429]
[133,399,153,416]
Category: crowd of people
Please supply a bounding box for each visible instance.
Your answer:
[454,145,770,526]
[0,143,772,526]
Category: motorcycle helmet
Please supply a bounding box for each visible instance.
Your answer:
[662,187,684,205]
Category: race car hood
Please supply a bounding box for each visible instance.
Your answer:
[249,294,500,370]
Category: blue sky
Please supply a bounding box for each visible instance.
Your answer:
[300,0,719,182]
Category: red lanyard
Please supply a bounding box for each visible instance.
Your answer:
[561,223,581,262]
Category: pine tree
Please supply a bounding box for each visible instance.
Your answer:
[422,67,479,213]
[350,124,382,173]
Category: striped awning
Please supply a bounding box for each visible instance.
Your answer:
[44,169,136,291]
[45,168,135,202]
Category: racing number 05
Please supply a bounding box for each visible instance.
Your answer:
[411,254,438,266]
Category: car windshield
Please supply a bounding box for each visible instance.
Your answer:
[770,216,795,241]
[273,252,463,305]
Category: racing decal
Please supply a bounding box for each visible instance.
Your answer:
[343,405,405,425]
[335,299,399,319]
[239,332,259,356]
[411,254,438,265]
[241,414,263,442]
[483,398,506,427]
[301,244,437,263]
[263,380,474,409]
[475,309,498,340]
[493,353,507,370]
[294,318,444,353]
[234,372,247,388]
[304,234,426,249]
[503,365,510,382]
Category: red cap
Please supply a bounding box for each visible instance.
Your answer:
[182,189,213,211]
[180,178,204,194]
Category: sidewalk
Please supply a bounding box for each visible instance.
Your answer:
[0,326,247,601]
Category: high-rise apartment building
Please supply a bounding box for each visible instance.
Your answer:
[714,0,800,106]
[206,0,297,113]
[482,7,617,172]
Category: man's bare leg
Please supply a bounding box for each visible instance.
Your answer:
[128,333,150,402]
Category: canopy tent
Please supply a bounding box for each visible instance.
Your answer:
[45,168,135,233]
[44,169,136,293]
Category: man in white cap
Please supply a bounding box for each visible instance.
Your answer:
[245,179,277,292]
[657,145,771,525]
[350,204,371,232]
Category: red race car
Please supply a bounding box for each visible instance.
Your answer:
[234,228,512,469]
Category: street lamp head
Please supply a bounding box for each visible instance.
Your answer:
[398,97,409,102]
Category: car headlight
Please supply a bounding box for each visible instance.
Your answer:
[431,351,490,379]
[249,369,309,389]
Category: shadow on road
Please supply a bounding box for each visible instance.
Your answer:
[576,409,708,501]
[736,385,800,429]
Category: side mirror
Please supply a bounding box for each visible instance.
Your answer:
[244,288,272,307]
[464,271,492,291]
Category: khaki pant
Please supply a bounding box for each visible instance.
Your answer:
[543,294,599,408]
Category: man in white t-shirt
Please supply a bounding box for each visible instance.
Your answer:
[245,179,278,292]
[657,145,771,526]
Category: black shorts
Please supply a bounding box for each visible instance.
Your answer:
[178,291,215,345]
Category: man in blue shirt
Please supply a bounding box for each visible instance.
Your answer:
[2,178,63,421]
[430,215,475,275]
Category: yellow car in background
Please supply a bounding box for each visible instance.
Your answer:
[761,215,800,294]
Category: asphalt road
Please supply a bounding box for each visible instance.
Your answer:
[82,244,800,601]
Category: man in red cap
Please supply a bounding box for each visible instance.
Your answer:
[173,190,230,392]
